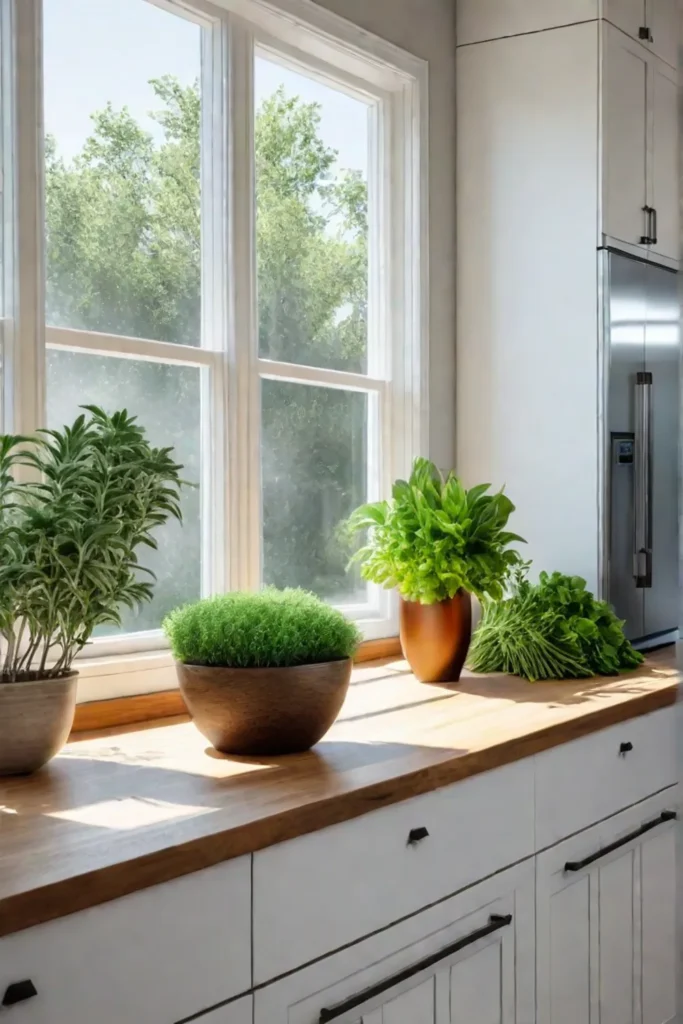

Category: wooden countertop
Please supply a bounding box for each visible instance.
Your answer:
[0,648,678,938]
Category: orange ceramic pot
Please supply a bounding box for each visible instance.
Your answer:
[399,590,472,683]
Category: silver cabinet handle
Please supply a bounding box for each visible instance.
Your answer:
[633,370,653,588]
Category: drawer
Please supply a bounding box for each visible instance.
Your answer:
[0,857,251,1024]
[255,859,535,1024]
[253,759,535,983]
[535,707,676,849]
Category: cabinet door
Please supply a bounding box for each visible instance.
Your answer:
[649,56,679,262]
[604,0,646,42]
[646,0,679,68]
[640,825,677,1024]
[255,862,534,1024]
[537,791,678,1024]
[602,25,649,252]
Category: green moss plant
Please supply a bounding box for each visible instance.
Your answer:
[163,588,361,668]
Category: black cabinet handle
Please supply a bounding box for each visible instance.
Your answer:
[2,980,38,1007]
[650,207,657,245]
[407,826,429,845]
[619,741,633,755]
[640,205,653,244]
[319,913,512,1022]
[564,810,676,873]
[639,25,654,41]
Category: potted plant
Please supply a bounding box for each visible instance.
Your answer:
[163,588,361,755]
[0,407,183,775]
[348,457,524,683]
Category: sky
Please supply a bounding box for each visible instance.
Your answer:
[43,0,369,174]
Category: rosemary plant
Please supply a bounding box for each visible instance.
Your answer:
[0,407,183,682]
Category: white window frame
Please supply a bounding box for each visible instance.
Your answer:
[2,0,428,699]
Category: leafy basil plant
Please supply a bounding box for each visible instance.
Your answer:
[0,407,183,682]
[347,457,525,604]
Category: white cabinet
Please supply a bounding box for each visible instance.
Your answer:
[253,761,534,983]
[602,24,679,262]
[456,0,599,45]
[536,790,678,1024]
[255,862,535,1024]
[0,858,252,1024]
[604,0,647,43]
[650,56,679,262]
[602,26,650,253]
[606,0,679,68]
[646,0,679,68]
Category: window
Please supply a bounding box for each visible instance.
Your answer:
[1,0,427,691]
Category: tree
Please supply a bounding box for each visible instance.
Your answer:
[45,77,368,631]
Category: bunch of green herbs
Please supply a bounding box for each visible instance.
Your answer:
[468,569,644,681]
[346,457,524,604]
[164,588,361,668]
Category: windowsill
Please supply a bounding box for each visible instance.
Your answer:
[70,636,402,734]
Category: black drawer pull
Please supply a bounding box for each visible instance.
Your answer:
[564,810,676,873]
[319,913,512,1022]
[2,980,38,1007]
[619,741,633,755]
[407,826,429,845]
[639,25,653,41]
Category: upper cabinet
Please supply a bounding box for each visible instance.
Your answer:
[457,0,599,46]
[605,0,679,67]
[602,23,679,262]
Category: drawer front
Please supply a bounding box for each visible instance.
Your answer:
[535,707,676,849]
[253,760,535,983]
[0,858,251,1024]
[255,859,535,1024]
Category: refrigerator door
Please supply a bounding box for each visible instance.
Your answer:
[607,253,647,639]
[643,262,680,638]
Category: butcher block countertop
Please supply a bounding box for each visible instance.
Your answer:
[0,647,679,938]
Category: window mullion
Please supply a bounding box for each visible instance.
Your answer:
[201,16,230,598]
[8,0,44,439]
[227,16,259,592]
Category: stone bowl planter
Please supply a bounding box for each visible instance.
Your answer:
[176,659,353,756]
[0,673,78,775]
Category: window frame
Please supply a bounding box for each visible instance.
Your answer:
[2,0,429,697]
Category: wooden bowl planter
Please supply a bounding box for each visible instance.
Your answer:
[399,590,472,683]
[177,659,352,756]
[0,673,78,775]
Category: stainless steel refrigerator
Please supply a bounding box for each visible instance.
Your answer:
[605,250,680,645]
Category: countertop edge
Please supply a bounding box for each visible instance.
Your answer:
[0,678,677,939]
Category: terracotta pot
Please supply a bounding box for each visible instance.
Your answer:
[0,673,78,775]
[176,659,352,756]
[399,591,472,683]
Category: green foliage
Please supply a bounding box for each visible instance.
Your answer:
[163,588,361,668]
[347,458,525,604]
[468,569,644,681]
[45,79,369,614]
[0,407,183,682]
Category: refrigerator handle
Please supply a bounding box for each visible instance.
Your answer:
[633,371,653,588]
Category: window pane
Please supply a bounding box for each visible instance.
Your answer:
[47,349,201,634]
[255,55,369,374]
[43,0,201,346]
[261,379,368,602]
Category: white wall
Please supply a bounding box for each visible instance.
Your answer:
[455,24,601,590]
[313,0,457,472]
